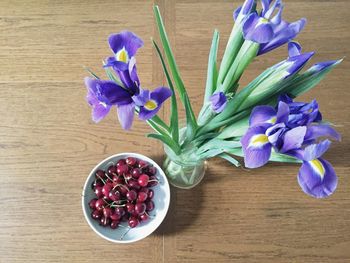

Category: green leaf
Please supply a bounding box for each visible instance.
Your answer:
[204,29,220,103]
[153,5,198,141]
[227,148,302,164]
[84,67,100,79]
[217,116,249,139]
[218,153,241,167]
[147,133,181,154]
[152,39,179,143]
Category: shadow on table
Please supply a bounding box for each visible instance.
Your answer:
[150,156,222,236]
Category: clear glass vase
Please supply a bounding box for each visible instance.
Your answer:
[162,129,207,189]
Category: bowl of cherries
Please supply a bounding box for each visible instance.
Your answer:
[82,153,170,243]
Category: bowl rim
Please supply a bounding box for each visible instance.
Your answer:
[82,152,170,243]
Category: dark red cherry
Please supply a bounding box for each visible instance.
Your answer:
[103,207,112,218]
[128,216,139,228]
[139,213,149,222]
[138,160,148,169]
[110,220,119,229]
[148,189,154,200]
[94,186,104,198]
[107,165,118,176]
[146,200,154,212]
[89,198,97,209]
[108,190,120,202]
[95,170,105,180]
[131,168,141,179]
[148,166,157,175]
[95,198,105,211]
[116,159,126,167]
[126,203,135,214]
[126,190,137,201]
[117,165,129,175]
[138,174,149,187]
[137,192,148,202]
[102,184,112,197]
[91,210,102,220]
[135,202,146,215]
[114,207,126,217]
[126,157,137,166]
[128,179,140,190]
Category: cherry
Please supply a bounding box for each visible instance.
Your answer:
[94,186,104,198]
[148,189,154,200]
[102,184,112,197]
[113,176,124,185]
[91,210,102,220]
[138,160,148,169]
[128,179,140,190]
[146,200,154,212]
[95,170,105,180]
[116,185,128,196]
[114,207,125,216]
[108,190,120,202]
[128,216,139,228]
[95,198,105,211]
[126,157,137,166]
[110,212,121,221]
[100,216,110,227]
[126,190,137,201]
[148,166,157,175]
[110,220,119,229]
[103,207,112,218]
[137,192,148,203]
[124,173,132,181]
[89,198,97,209]
[139,213,149,222]
[148,176,159,187]
[135,202,146,215]
[138,174,149,187]
[126,203,135,214]
[117,165,128,175]
[107,165,118,176]
[91,179,103,190]
[131,168,141,179]
[139,187,149,195]
[116,159,126,167]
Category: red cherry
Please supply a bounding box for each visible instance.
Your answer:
[126,203,135,214]
[107,165,118,176]
[102,184,112,197]
[146,200,154,212]
[95,170,105,180]
[138,174,149,187]
[148,166,157,175]
[131,168,141,179]
[117,165,129,175]
[116,159,126,167]
[128,216,139,228]
[126,157,137,166]
[139,213,149,222]
[114,207,125,217]
[110,220,119,229]
[94,186,104,198]
[148,189,154,200]
[138,160,148,169]
[110,212,121,221]
[89,198,97,209]
[126,190,137,201]
[135,202,146,215]
[95,198,105,211]
[91,210,102,220]
[137,192,148,202]
[103,207,112,218]
[108,190,120,201]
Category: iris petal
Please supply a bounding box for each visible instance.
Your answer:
[249,105,276,126]
[210,92,227,113]
[138,87,172,120]
[280,126,307,153]
[108,31,144,59]
[304,124,341,142]
[298,158,337,198]
[303,140,331,161]
[241,126,272,168]
[117,103,135,130]
[92,103,111,123]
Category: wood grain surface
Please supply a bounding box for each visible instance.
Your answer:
[0,0,349,262]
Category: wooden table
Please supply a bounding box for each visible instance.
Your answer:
[0,0,349,262]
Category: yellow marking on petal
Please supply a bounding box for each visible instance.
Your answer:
[267,116,277,124]
[261,18,269,23]
[144,100,158,110]
[116,48,129,63]
[249,134,269,148]
[309,159,325,180]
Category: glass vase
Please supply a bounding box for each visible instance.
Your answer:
[162,131,207,189]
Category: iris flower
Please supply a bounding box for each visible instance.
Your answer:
[241,94,341,198]
[85,30,171,130]
[241,0,306,55]
[297,140,338,198]
[210,92,227,113]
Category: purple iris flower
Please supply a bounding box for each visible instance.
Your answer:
[85,30,171,130]
[241,95,341,198]
[85,77,133,124]
[241,0,306,55]
[133,87,172,120]
[241,101,290,168]
[297,140,337,198]
[210,92,227,113]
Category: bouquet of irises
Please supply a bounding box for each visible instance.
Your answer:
[84,0,342,198]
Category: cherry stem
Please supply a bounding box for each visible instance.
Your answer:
[97,176,106,185]
[113,183,129,192]
[148,179,159,183]
[104,172,113,182]
[120,227,131,240]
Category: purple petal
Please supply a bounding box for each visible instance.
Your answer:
[280,126,307,153]
[128,57,140,86]
[261,0,271,16]
[270,4,283,24]
[278,94,294,104]
[150,87,172,105]
[108,31,143,58]
[286,52,314,76]
[249,105,276,126]
[304,124,341,142]
[288,42,302,57]
[303,140,331,161]
[241,0,255,15]
[117,103,135,130]
[276,101,290,123]
[103,56,128,71]
[85,77,133,105]
[138,87,172,120]
[210,92,227,113]
[241,126,272,168]
[132,89,150,106]
[233,6,242,21]
[298,158,337,198]
[92,103,111,123]
[309,59,342,73]
[243,15,274,43]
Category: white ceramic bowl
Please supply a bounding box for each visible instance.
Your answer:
[82,152,170,243]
